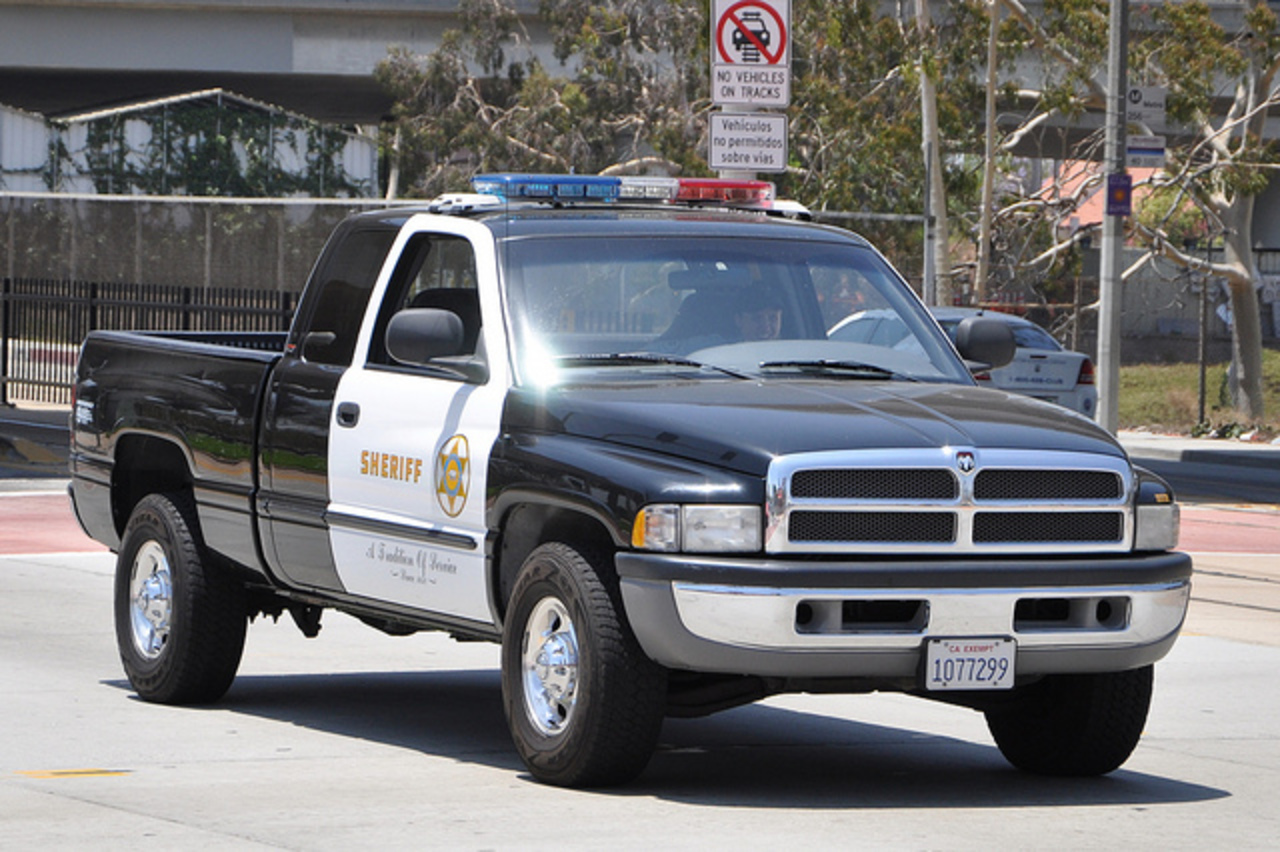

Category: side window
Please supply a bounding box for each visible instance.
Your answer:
[297,227,398,366]
[809,263,894,331]
[368,233,481,366]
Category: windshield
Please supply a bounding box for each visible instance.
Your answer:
[501,235,970,385]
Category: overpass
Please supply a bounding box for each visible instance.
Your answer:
[0,0,547,124]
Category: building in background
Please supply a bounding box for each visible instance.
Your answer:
[2,89,377,198]
[0,102,47,193]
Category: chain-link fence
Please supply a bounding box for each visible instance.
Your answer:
[0,193,406,405]
[0,193,412,291]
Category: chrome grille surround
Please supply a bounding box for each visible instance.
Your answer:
[765,448,1134,555]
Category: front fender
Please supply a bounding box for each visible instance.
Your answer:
[487,432,762,547]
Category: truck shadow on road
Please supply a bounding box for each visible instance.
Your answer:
[641,712,1229,808]
[130,669,1229,809]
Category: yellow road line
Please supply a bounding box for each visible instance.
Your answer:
[16,768,131,779]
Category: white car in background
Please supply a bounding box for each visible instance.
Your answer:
[930,308,1097,419]
[828,306,1097,418]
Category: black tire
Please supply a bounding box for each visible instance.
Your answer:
[501,542,667,787]
[984,665,1154,776]
[114,492,247,704]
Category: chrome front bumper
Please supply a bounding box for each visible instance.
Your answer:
[616,551,1192,680]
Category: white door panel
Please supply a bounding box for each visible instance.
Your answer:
[328,370,505,624]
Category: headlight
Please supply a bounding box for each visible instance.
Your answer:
[1133,469,1180,551]
[632,504,762,553]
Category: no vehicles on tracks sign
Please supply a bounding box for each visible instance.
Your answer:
[712,0,791,108]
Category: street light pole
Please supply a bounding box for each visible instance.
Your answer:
[1097,0,1128,433]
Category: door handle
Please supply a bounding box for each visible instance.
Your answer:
[336,401,360,428]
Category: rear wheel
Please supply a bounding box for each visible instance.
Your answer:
[984,665,1153,776]
[501,542,667,787]
[114,493,247,704]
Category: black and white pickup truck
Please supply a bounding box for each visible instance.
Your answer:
[70,173,1190,787]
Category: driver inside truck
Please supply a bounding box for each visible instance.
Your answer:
[732,285,784,341]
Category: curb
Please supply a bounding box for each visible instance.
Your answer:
[1118,432,1280,472]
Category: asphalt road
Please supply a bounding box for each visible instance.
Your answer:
[2,489,1279,848]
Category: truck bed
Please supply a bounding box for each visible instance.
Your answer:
[70,329,285,567]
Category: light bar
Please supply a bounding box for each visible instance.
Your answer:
[470,174,777,208]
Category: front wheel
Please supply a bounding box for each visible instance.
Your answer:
[501,542,667,787]
[114,493,247,704]
[984,665,1154,776]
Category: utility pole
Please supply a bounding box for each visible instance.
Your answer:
[923,142,936,304]
[1096,0,1128,434]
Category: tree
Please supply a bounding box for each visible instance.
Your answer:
[781,1,988,280]
[377,0,989,277]
[970,0,1274,420]
[1127,0,1278,420]
[374,0,708,197]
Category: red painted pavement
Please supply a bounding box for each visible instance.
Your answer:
[1179,505,1280,554]
[0,493,108,554]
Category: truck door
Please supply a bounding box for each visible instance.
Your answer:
[258,222,398,592]
[325,220,508,628]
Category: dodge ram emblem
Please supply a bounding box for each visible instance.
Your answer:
[956,451,976,473]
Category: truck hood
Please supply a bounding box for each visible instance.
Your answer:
[502,379,1125,477]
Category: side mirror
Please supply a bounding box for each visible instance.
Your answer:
[385,308,488,383]
[301,331,338,362]
[953,316,1015,371]
[387,308,466,364]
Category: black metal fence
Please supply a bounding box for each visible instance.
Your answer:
[1,278,297,405]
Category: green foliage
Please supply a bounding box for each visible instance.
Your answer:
[1138,1,1245,125]
[377,0,709,197]
[1132,0,1280,204]
[1040,0,1108,113]
[1135,185,1207,247]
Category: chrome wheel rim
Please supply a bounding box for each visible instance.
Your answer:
[129,540,173,660]
[521,596,580,737]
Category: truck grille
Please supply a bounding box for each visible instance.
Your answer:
[789,510,956,543]
[766,448,1133,555]
[973,469,1122,501]
[972,511,1124,543]
[790,468,958,501]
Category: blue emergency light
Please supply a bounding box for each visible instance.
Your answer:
[471,174,621,202]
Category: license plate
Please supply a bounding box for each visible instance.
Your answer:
[925,638,1015,691]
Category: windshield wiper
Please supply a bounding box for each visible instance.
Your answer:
[554,352,751,379]
[758,359,918,381]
